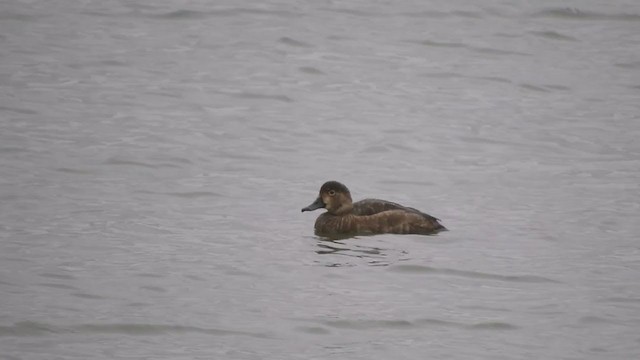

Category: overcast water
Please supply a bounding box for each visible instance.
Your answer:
[1,0,640,359]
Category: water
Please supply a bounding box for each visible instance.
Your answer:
[1,0,640,359]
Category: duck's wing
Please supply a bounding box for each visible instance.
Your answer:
[368,210,447,234]
[353,199,442,222]
[352,199,404,216]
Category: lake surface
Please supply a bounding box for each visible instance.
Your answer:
[1,0,640,359]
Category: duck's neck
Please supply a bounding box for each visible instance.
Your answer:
[332,202,354,216]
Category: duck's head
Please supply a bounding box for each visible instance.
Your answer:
[301,181,353,215]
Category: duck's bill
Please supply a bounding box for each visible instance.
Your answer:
[301,197,325,212]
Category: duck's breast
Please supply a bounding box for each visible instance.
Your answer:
[314,213,359,236]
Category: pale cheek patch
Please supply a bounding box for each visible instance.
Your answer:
[321,195,332,209]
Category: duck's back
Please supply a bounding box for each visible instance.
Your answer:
[353,199,441,221]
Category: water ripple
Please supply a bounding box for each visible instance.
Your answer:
[0,280,16,286]
[0,321,270,338]
[39,273,75,280]
[54,167,94,175]
[37,283,78,290]
[319,8,382,17]
[295,326,331,335]
[421,72,513,85]
[0,105,38,115]
[103,158,180,169]
[206,8,299,18]
[415,40,530,56]
[324,319,413,329]
[402,10,483,19]
[85,8,299,19]
[71,293,107,300]
[520,84,552,92]
[153,9,210,19]
[320,8,484,19]
[529,30,578,42]
[140,285,167,293]
[216,91,293,103]
[0,147,29,154]
[417,40,466,49]
[579,315,617,325]
[389,264,560,283]
[279,37,313,48]
[321,318,519,331]
[533,8,640,21]
[468,322,519,330]
[615,61,640,69]
[0,12,36,21]
[299,66,325,75]
[599,297,640,304]
[164,191,223,199]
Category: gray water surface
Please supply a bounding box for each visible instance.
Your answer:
[1,0,640,359]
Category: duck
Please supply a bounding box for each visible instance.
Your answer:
[301,181,446,237]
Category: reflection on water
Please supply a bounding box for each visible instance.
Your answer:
[315,239,409,267]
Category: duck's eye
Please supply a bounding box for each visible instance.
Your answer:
[328,190,336,196]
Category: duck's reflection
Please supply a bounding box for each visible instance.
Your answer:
[315,240,382,256]
[315,239,408,267]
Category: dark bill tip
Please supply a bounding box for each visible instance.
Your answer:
[301,197,325,212]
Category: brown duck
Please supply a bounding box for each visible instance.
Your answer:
[301,181,446,237]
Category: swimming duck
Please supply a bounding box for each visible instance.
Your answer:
[301,181,446,237]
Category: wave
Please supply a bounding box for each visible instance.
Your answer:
[533,8,640,21]
[0,321,270,338]
[389,264,560,283]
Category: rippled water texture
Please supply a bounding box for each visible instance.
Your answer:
[1,0,640,359]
